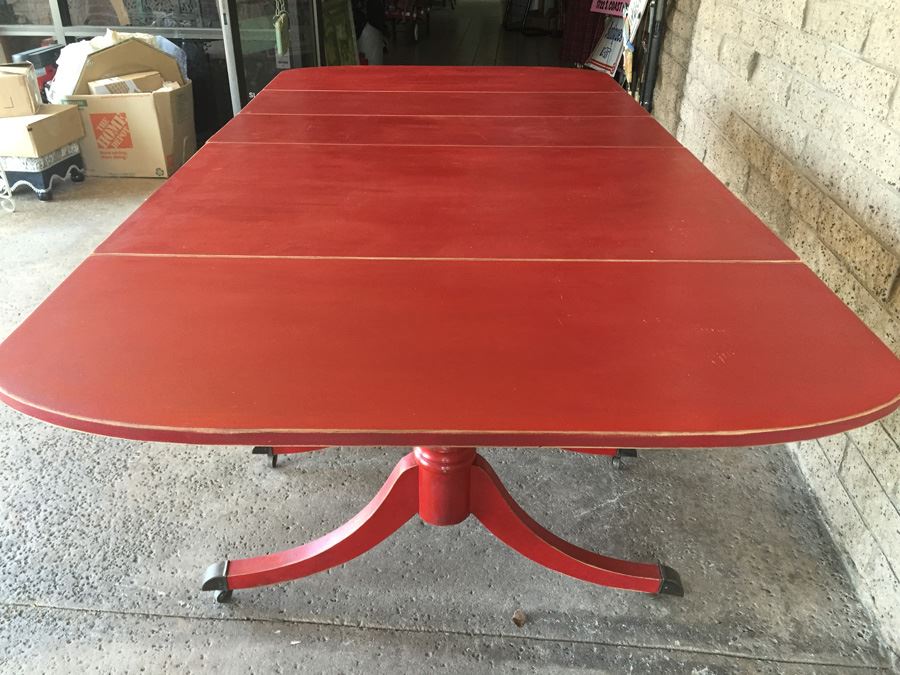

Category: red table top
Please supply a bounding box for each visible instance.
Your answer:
[1,66,897,448]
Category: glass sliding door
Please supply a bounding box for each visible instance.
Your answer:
[1,0,321,136]
[65,0,219,28]
[0,0,57,61]
[235,0,319,98]
[0,0,52,25]
[166,37,234,139]
[0,33,54,61]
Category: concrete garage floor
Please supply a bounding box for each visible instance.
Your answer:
[0,179,896,674]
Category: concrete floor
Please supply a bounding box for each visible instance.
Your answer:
[0,177,897,674]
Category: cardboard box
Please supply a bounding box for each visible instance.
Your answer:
[88,70,164,95]
[62,39,196,178]
[0,104,85,157]
[0,63,42,118]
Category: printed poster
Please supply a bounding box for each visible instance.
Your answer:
[590,0,628,15]
[586,0,649,76]
[586,16,625,74]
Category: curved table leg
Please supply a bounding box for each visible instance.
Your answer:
[203,452,419,594]
[470,456,682,595]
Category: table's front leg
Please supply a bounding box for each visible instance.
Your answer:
[202,453,419,601]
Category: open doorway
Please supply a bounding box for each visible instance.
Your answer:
[383,0,562,66]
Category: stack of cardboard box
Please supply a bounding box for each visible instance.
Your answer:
[61,39,196,178]
[0,63,86,201]
[0,38,196,206]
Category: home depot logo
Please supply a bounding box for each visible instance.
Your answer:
[90,112,133,150]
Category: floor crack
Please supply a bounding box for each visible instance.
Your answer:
[1,599,888,671]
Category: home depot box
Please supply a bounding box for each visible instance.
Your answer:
[0,63,42,118]
[62,39,195,177]
[0,104,84,157]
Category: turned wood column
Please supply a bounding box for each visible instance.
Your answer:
[414,446,477,526]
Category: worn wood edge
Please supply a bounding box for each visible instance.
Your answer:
[206,140,680,149]
[1,385,897,448]
[239,112,648,118]
[91,253,803,263]
[262,89,621,94]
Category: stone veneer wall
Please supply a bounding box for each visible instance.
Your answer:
[650,0,900,653]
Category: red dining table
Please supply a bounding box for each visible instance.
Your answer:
[1,67,898,603]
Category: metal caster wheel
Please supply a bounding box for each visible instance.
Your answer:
[610,448,637,470]
[252,446,278,467]
[202,561,232,602]
[657,564,684,597]
[37,191,53,202]
[70,168,85,183]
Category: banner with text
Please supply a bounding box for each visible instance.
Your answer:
[590,0,628,15]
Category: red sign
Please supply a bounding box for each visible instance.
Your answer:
[90,112,134,150]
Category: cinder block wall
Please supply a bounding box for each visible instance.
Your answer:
[650,0,900,652]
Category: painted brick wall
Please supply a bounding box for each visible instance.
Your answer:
[651,0,900,654]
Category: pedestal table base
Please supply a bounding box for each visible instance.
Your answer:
[203,446,681,602]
